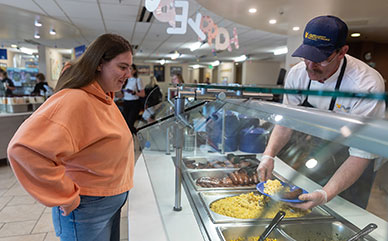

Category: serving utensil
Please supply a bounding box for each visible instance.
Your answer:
[257,210,285,241]
[347,223,377,241]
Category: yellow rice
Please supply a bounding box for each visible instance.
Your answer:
[263,179,289,196]
[210,192,310,219]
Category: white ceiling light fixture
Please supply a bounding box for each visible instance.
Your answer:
[292,26,300,31]
[212,60,220,66]
[160,59,166,65]
[34,32,40,39]
[234,54,247,62]
[269,19,277,24]
[34,19,42,27]
[248,8,257,13]
[11,44,17,48]
[170,51,180,60]
[192,64,200,69]
[20,47,35,55]
[190,41,202,52]
[351,32,361,38]
[49,28,56,35]
[273,47,288,55]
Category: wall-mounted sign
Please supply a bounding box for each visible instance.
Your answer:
[170,66,182,76]
[138,65,151,75]
[0,49,7,60]
[145,0,239,52]
[154,65,165,82]
[74,45,86,58]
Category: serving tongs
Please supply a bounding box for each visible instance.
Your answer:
[257,211,285,241]
[347,223,377,241]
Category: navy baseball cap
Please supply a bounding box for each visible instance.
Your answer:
[292,15,348,63]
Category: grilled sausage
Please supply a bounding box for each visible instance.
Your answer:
[228,172,239,185]
[280,188,303,199]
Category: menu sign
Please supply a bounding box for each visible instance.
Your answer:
[145,0,239,52]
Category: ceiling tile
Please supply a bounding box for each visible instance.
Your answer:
[34,0,67,19]
[105,20,135,34]
[100,3,138,21]
[57,1,100,19]
[99,0,141,5]
[0,1,43,13]
[71,17,105,31]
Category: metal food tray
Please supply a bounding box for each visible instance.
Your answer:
[278,220,377,241]
[217,223,289,241]
[182,154,259,171]
[200,190,332,224]
[188,170,258,191]
[217,220,376,241]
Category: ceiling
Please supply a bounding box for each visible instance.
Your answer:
[0,0,387,65]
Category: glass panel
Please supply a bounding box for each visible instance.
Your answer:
[137,95,388,241]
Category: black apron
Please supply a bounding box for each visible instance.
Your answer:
[279,57,375,208]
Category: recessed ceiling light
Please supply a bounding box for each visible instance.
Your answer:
[11,44,17,48]
[34,20,42,27]
[248,8,257,13]
[34,33,40,39]
[351,32,361,38]
[49,29,56,35]
[269,19,277,24]
[292,26,300,31]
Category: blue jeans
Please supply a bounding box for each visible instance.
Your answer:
[52,191,128,241]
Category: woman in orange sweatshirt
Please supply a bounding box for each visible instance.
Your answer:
[7,34,134,241]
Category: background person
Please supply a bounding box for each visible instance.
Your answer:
[141,75,163,123]
[257,15,385,210]
[0,68,15,96]
[31,72,52,96]
[122,63,145,134]
[170,73,184,98]
[8,33,134,241]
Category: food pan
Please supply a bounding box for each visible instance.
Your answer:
[217,224,290,241]
[200,191,332,224]
[182,154,259,170]
[188,170,258,191]
[278,220,377,241]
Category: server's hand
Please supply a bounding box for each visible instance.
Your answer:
[257,155,275,182]
[289,189,327,210]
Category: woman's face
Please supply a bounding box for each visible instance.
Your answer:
[98,51,132,93]
[171,75,179,85]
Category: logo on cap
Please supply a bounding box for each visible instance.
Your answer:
[305,32,331,42]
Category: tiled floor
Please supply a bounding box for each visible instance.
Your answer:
[0,163,129,241]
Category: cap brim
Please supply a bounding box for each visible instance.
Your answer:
[292,44,333,63]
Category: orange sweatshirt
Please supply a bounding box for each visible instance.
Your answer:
[7,81,134,214]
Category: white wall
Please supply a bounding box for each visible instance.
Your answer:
[285,34,303,71]
[217,62,235,84]
[45,47,63,88]
[203,67,213,82]
[0,50,14,68]
[242,61,282,85]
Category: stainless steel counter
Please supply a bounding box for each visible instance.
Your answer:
[141,150,388,241]
[0,112,32,159]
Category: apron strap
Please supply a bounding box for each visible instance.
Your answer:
[329,56,347,111]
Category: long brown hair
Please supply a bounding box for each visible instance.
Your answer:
[55,34,133,92]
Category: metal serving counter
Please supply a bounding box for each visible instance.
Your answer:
[141,150,386,241]
[0,112,32,160]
